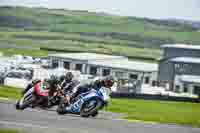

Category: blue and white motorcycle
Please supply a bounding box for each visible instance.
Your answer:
[56,87,110,117]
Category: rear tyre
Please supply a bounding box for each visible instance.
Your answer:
[57,106,66,115]
[91,111,98,117]
[80,97,102,118]
[57,99,67,115]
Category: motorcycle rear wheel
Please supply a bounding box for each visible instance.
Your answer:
[57,98,68,115]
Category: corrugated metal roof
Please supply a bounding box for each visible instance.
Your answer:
[162,44,200,50]
[170,57,200,64]
[180,75,200,83]
[88,60,158,72]
[49,53,127,61]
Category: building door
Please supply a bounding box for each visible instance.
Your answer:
[103,69,110,76]
[52,60,59,68]
[183,84,188,93]
[145,77,150,84]
[63,61,70,69]
[75,64,83,73]
[90,66,97,75]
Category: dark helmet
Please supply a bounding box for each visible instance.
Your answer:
[65,72,74,81]
[47,75,60,88]
[103,76,115,88]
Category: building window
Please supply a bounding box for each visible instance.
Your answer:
[129,74,138,80]
[90,66,97,75]
[63,61,70,69]
[115,71,124,79]
[75,64,83,72]
[193,86,200,95]
[183,84,188,93]
[145,77,149,84]
[174,64,181,70]
[52,60,59,68]
[103,69,110,76]
[175,63,191,73]
[175,85,180,93]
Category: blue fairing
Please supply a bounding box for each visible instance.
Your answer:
[66,88,107,113]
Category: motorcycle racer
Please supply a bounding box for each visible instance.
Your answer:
[66,75,115,104]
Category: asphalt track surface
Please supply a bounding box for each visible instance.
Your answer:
[0,102,200,133]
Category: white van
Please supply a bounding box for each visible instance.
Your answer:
[4,70,32,88]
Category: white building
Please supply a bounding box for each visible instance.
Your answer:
[49,53,158,92]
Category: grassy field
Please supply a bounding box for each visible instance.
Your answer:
[108,98,200,127]
[0,31,162,61]
[0,128,23,133]
[0,85,21,100]
[0,6,200,61]
[0,85,200,127]
[0,48,48,57]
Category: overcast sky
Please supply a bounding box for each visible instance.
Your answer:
[0,0,200,21]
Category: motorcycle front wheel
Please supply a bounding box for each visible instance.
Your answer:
[80,97,102,117]
[16,94,35,110]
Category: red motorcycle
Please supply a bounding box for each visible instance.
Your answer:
[16,80,62,110]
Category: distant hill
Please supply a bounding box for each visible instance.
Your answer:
[167,18,200,30]
[0,6,200,61]
[0,6,200,47]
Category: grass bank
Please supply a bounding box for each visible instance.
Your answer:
[0,128,23,133]
[108,98,200,127]
[0,31,162,61]
[0,85,21,100]
[0,48,48,57]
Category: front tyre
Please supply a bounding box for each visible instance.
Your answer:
[16,95,35,110]
[80,97,102,117]
[15,101,20,110]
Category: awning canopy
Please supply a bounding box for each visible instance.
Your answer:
[180,75,200,84]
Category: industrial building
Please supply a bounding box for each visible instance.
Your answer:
[158,44,200,95]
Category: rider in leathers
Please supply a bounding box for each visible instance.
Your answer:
[68,76,114,103]
[22,72,78,107]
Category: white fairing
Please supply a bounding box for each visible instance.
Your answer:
[99,87,110,102]
[83,90,97,99]
[19,87,34,106]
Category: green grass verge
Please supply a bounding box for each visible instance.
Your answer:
[0,128,23,133]
[0,48,48,57]
[0,85,21,100]
[0,30,162,61]
[1,86,200,127]
[108,98,200,127]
